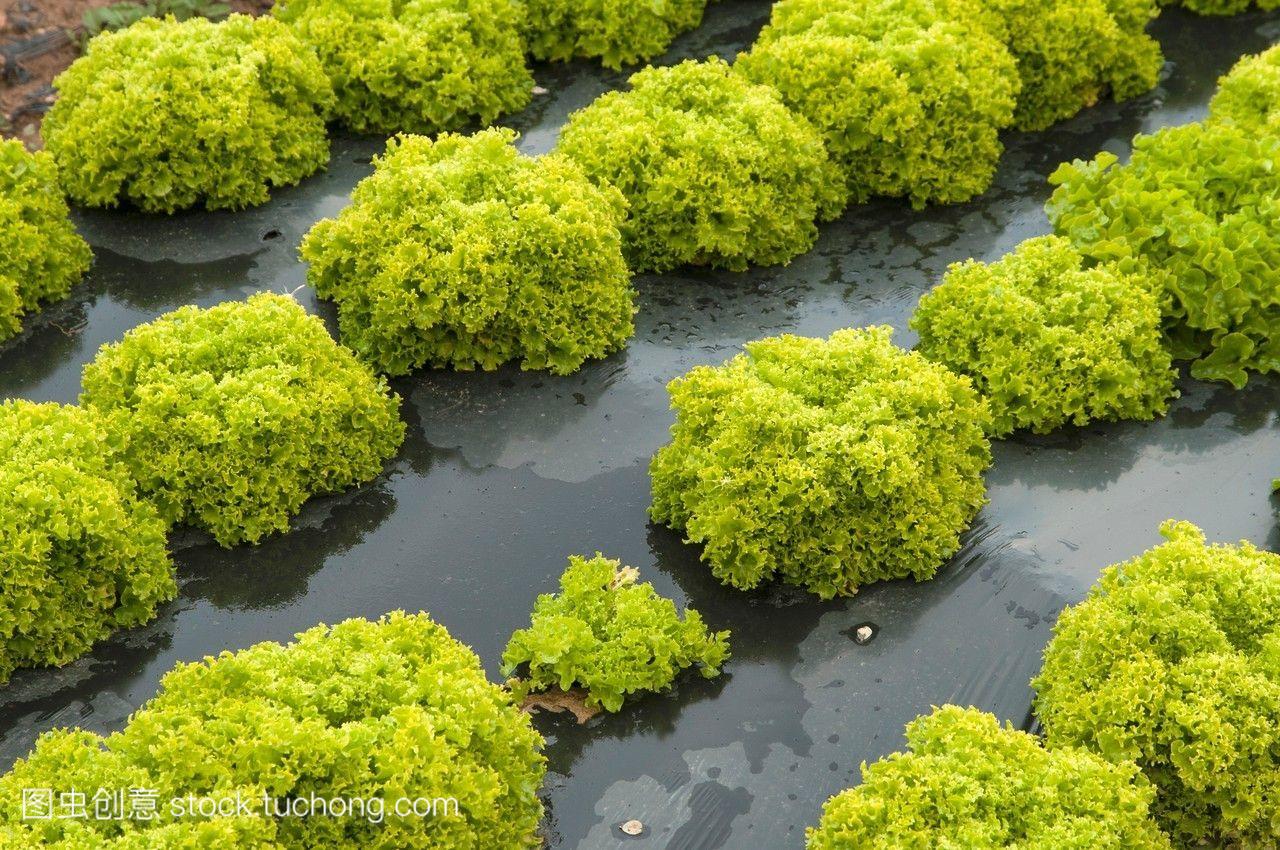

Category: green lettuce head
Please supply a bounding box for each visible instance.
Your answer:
[808,706,1171,849]
[650,326,992,599]
[80,294,405,547]
[521,0,712,69]
[912,235,1177,436]
[0,613,546,848]
[302,128,635,377]
[736,0,1019,208]
[0,140,91,341]
[274,0,532,135]
[1048,121,1280,388]
[502,554,730,712]
[45,15,333,213]
[1036,521,1280,845]
[557,57,847,274]
[0,401,174,685]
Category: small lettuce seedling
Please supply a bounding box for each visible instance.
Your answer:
[274,0,532,135]
[45,15,333,213]
[80,294,405,547]
[302,128,635,377]
[0,140,91,342]
[557,57,846,273]
[0,613,546,848]
[650,326,992,599]
[912,235,1177,436]
[807,706,1171,849]
[1035,521,1280,846]
[0,401,174,685]
[503,555,730,713]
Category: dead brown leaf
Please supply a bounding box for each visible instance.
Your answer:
[519,687,599,724]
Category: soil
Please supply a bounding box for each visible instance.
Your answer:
[0,0,273,148]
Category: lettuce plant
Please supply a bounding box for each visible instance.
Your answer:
[0,729,281,850]
[0,613,546,848]
[1035,521,1280,846]
[1209,44,1280,133]
[81,0,234,38]
[302,129,635,376]
[912,235,1177,436]
[0,401,174,686]
[44,15,333,214]
[650,326,992,600]
[1048,121,1280,388]
[980,0,1162,131]
[0,738,278,848]
[0,141,92,342]
[502,554,730,712]
[273,0,532,135]
[1161,0,1279,12]
[735,0,1019,208]
[807,706,1171,850]
[80,294,404,547]
[521,0,710,69]
[556,57,847,273]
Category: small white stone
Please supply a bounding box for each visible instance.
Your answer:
[619,819,645,836]
[855,625,874,644]
[532,85,549,96]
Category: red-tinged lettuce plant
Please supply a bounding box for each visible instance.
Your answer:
[0,401,174,686]
[911,235,1177,436]
[0,613,546,848]
[79,294,404,547]
[1210,44,1280,133]
[273,0,532,135]
[649,326,992,600]
[1047,120,1280,388]
[980,0,1162,131]
[301,128,635,376]
[556,57,847,274]
[502,554,730,712]
[807,706,1172,850]
[44,15,333,213]
[1035,521,1280,846]
[0,140,92,342]
[521,0,711,69]
[735,0,1019,208]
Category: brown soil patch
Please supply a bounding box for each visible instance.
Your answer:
[1,0,273,148]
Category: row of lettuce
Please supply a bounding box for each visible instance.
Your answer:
[661,38,1280,845]
[649,43,1280,603]
[0,291,726,698]
[1,0,1274,342]
[31,0,1258,215]
[0,296,733,844]
[810,519,1280,848]
[0,559,731,847]
[31,0,1170,218]
[4,492,1272,846]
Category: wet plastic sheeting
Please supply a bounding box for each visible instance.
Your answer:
[2,5,1279,848]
